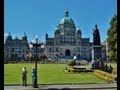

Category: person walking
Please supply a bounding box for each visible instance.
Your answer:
[31,67,35,87]
[22,66,27,86]
[91,60,95,69]
[104,63,108,72]
[109,65,113,74]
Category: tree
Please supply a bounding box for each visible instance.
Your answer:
[107,14,117,61]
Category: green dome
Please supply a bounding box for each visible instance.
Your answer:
[60,17,74,24]
[59,11,74,24]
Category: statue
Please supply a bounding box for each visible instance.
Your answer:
[93,24,101,45]
[24,33,27,36]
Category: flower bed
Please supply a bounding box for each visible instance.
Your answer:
[64,66,93,73]
[94,70,115,83]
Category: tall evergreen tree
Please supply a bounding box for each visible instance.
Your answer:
[107,14,117,61]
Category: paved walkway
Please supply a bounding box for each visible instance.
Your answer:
[4,83,117,90]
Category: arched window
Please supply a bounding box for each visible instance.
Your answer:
[70,41,72,44]
[12,48,14,52]
[78,41,81,44]
[11,54,14,58]
[67,37,69,40]
[73,41,76,44]
[67,41,69,43]
[56,47,58,52]
[23,54,24,58]
[64,41,66,44]
[60,41,63,44]
[49,48,52,52]
[78,47,80,52]
[15,54,17,58]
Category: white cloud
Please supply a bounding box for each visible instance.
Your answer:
[4,33,8,37]
[4,33,9,43]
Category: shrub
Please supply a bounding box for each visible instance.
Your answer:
[68,60,76,66]
[4,60,8,64]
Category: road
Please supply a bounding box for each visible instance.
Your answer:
[4,83,117,90]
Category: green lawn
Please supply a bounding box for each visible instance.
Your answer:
[4,63,105,85]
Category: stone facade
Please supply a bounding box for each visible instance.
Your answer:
[101,42,107,61]
[45,11,91,60]
[4,11,107,62]
[4,33,29,61]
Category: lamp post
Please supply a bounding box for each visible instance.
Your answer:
[29,35,44,88]
[29,44,33,63]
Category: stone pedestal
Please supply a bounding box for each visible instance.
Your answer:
[91,45,102,60]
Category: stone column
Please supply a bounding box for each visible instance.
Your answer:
[92,45,102,60]
[92,47,94,60]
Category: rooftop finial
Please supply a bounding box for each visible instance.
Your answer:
[95,24,98,29]
[24,32,26,36]
[8,32,10,35]
[65,10,69,17]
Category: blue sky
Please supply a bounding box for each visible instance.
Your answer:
[4,0,117,43]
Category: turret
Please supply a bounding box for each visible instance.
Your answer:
[76,27,82,38]
[6,32,12,40]
[22,33,27,40]
[54,26,60,38]
[45,33,48,40]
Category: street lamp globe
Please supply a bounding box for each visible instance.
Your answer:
[41,44,44,49]
[29,44,33,49]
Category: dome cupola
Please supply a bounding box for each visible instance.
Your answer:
[59,11,75,25]
[56,11,76,36]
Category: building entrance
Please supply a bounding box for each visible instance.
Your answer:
[65,49,70,56]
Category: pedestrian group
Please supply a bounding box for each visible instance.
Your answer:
[22,66,35,87]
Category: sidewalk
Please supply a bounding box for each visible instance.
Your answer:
[4,83,117,90]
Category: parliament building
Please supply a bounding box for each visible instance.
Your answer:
[4,33,29,61]
[4,11,107,61]
[45,11,107,61]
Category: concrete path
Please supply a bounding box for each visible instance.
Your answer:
[4,83,117,90]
